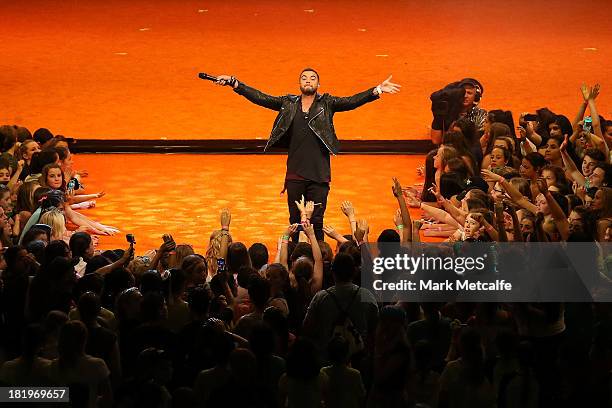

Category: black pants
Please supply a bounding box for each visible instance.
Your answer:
[286,179,329,241]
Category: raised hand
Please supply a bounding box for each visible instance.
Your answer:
[560,135,568,152]
[581,84,592,101]
[295,195,306,214]
[428,183,443,202]
[379,75,401,94]
[470,212,484,224]
[302,219,315,238]
[481,169,502,183]
[590,83,600,100]
[392,177,403,198]
[340,200,356,219]
[536,178,548,194]
[304,201,315,220]
[220,208,231,230]
[323,225,338,238]
[354,219,369,243]
[284,223,299,237]
[214,74,237,88]
[405,193,421,208]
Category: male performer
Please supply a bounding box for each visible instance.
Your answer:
[213,69,400,240]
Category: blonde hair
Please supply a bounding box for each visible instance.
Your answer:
[168,244,195,269]
[39,208,66,241]
[205,230,232,276]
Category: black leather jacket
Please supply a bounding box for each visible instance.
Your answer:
[234,82,379,154]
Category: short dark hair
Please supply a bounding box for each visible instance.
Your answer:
[300,67,319,81]
[69,232,92,259]
[248,243,268,270]
[248,275,270,310]
[33,128,54,146]
[331,253,355,283]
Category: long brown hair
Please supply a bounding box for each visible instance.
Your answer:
[40,163,66,191]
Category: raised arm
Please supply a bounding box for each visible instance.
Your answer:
[303,220,323,294]
[494,201,507,242]
[586,84,609,159]
[560,135,586,186]
[482,169,538,214]
[279,224,299,270]
[572,84,590,130]
[536,178,570,240]
[392,177,412,243]
[7,160,24,194]
[505,200,523,242]
[329,75,399,112]
[519,113,543,147]
[214,74,283,111]
[219,208,231,261]
[340,200,358,239]
[95,244,134,275]
[404,192,461,228]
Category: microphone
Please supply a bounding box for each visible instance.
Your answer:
[198,72,218,82]
[198,72,236,87]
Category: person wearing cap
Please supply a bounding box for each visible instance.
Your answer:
[430,78,487,145]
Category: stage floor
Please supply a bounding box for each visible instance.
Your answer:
[1,0,610,140]
[72,153,430,253]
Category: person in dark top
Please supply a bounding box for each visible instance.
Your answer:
[211,68,400,240]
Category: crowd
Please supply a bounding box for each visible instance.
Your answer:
[0,80,612,408]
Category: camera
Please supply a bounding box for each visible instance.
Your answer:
[523,114,539,122]
[217,258,226,272]
[126,234,136,245]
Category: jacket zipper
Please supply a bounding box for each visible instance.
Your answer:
[308,108,335,155]
[265,108,286,152]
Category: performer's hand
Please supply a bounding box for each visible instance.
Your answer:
[215,75,238,89]
[379,75,401,94]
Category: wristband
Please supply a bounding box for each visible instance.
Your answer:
[396,224,404,230]
[376,85,383,95]
[221,226,229,231]
[281,235,290,240]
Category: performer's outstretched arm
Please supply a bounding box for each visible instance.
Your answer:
[330,75,400,112]
[215,74,283,111]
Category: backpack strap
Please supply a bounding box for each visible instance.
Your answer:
[325,287,360,319]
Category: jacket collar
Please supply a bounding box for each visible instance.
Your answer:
[288,93,323,103]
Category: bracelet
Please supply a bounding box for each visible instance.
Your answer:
[376,85,383,95]
[221,226,229,231]
[281,235,290,240]
[396,224,404,230]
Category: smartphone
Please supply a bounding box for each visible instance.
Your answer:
[296,224,304,232]
[126,234,136,245]
[217,258,226,272]
[523,114,538,122]
[584,116,593,134]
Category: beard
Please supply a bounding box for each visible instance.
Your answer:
[300,85,316,96]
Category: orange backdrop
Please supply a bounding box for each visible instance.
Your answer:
[1,0,611,140]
